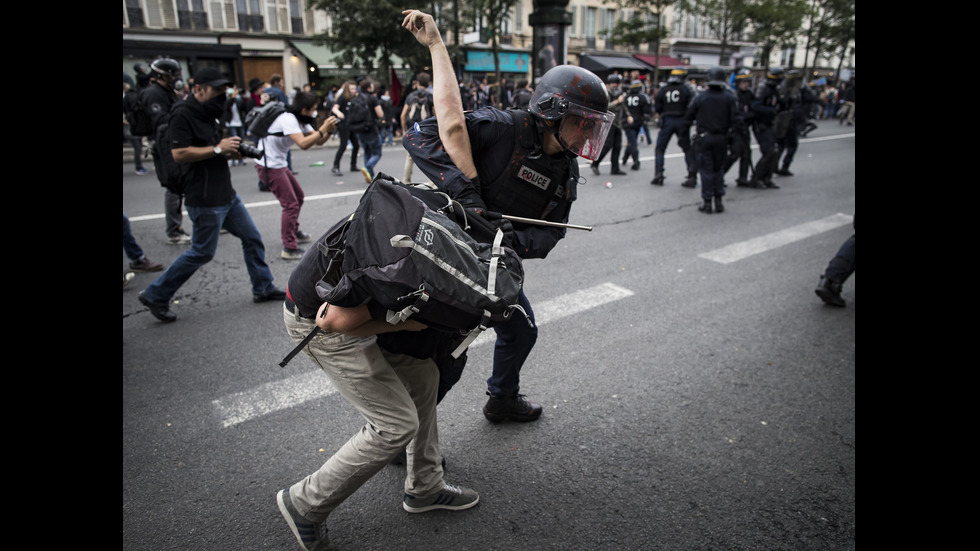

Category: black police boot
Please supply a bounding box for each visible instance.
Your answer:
[483,392,543,423]
[611,165,627,175]
[682,173,698,188]
[814,275,845,307]
[650,171,665,186]
[775,166,794,176]
[698,199,713,214]
[714,196,724,213]
[735,178,751,187]
[763,178,780,189]
[590,162,600,176]
[631,161,641,171]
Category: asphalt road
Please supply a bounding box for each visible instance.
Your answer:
[123,119,855,551]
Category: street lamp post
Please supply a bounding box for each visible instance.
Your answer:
[529,0,572,83]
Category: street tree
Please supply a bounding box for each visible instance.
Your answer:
[743,0,809,68]
[308,0,443,88]
[461,0,520,98]
[676,0,754,67]
[601,0,676,80]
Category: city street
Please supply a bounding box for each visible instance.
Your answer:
[123,120,855,550]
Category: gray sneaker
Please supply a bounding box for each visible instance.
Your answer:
[277,489,328,551]
[403,482,479,513]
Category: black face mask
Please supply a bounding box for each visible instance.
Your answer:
[203,93,227,119]
[295,113,316,126]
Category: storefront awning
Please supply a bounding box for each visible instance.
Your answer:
[291,40,406,71]
[579,54,651,73]
[633,54,690,69]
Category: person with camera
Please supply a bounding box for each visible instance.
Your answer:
[138,68,287,323]
[254,91,339,260]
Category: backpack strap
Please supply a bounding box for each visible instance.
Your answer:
[278,326,320,368]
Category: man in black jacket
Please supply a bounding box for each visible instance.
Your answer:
[138,68,285,323]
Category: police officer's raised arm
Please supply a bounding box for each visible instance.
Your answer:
[401,9,478,183]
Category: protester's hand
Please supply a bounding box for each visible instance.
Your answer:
[321,116,339,135]
[402,9,441,48]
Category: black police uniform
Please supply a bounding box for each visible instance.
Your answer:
[652,81,697,186]
[623,86,652,170]
[750,80,782,188]
[141,81,177,131]
[775,83,819,175]
[403,106,578,406]
[724,83,758,187]
[591,85,627,175]
[684,84,740,213]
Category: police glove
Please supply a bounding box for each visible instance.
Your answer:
[678,129,691,149]
[484,211,516,250]
[452,178,487,211]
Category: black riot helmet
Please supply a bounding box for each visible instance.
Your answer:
[706,67,728,87]
[766,66,785,85]
[150,58,182,80]
[528,65,614,161]
[668,69,687,84]
[607,73,623,85]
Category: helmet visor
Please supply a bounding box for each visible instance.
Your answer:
[556,105,614,161]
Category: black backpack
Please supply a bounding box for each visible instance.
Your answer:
[244,101,286,139]
[278,174,526,367]
[406,90,433,128]
[151,101,194,196]
[345,94,373,133]
[128,89,154,137]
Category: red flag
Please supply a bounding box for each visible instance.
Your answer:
[390,67,402,107]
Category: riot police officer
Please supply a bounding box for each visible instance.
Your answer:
[724,68,761,188]
[774,70,819,176]
[651,69,698,187]
[141,58,193,242]
[590,73,628,176]
[749,66,785,189]
[404,58,613,423]
[623,79,652,171]
[684,67,740,214]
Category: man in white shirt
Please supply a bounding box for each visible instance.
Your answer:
[255,91,339,259]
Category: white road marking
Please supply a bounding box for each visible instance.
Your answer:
[213,282,634,427]
[698,213,853,264]
[126,190,366,222]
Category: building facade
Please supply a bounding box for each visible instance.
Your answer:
[122,0,854,96]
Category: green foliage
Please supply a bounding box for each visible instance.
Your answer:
[308,0,432,79]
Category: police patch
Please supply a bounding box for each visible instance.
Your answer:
[517,165,551,190]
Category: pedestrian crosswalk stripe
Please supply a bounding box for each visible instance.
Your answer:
[212,281,635,428]
[697,213,853,265]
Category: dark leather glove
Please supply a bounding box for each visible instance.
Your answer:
[452,178,487,211]
[491,216,516,250]
[478,211,514,249]
[678,128,691,149]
